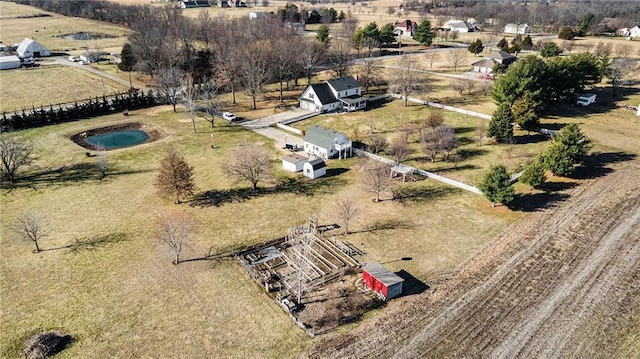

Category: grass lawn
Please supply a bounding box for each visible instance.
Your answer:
[0,66,130,113]
[1,104,521,358]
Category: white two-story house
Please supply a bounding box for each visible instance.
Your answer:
[299,76,366,113]
[303,125,352,160]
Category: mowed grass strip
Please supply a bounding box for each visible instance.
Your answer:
[0,66,130,113]
[1,105,522,358]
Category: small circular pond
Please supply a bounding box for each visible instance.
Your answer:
[86,130,149,150]
[72,123,162,151]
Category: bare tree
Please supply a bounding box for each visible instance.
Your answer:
[593,41,612,59]
[328,38,353,78]
[181,73,199,133]
[155,149,197,204]
[0,135,34,184]
[224,142,272,191]
[387,135,411,165]
[425,46,439,69]
[334,197,358,235]
[13,212,46,253]
[96,145,108,179]
[197,77,222,128]
[240,40,272,110]
[421,127,441,162]
[615,43,632,59]
[356,58,380,95]
[390,55,423,107]
[367,135,387,154]
[157,211,194,265]
[211,18,244,104]
[438,126,459,159]
[362,161,392,202]
[153,66,185,112]
[298,40,325,85]
[606,58,635,96]
[272,37,296,102]
[448,48,468,73]
[424,108,444,128]
[561,40,574,54]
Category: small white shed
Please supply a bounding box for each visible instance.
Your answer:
[303,158,326,179]
[0,55,21,70]
[281,153,307,173]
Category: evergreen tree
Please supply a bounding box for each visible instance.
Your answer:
[541,142,575,176]
[379,23,397,47]
[520,159,546,189]
[522,35,533,50]
[512,93,539,134]
[555,123,591,160]
[541,124,590,176]
[118,43,136,72]
[468,38,484,56]
[488,103,514,143]
[155,150,196,204]
[558,26,576,40]
[491,55,550,108]
[316,25,330,46]
[497,37,509,51]
[478,165,515,207]
[540,42,563,57]
[412,20,433,46]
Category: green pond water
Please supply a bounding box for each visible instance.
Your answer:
[86,130,149,149]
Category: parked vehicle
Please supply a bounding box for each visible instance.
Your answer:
[222,112,236,121]
[480,73,496,80]
[576,93,596,106]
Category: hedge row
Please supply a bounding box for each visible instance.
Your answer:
[1,90,158,131]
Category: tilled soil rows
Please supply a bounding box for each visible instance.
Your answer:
[304,162,640,359]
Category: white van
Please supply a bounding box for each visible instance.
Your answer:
[222,112,236,121]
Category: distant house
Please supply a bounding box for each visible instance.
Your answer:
[362,262,404,300]
[486,50,515,65]
[393,19,416,38]
[0,55,21,70]
[303,157,327,179]
[617,27,631,37]
[284,21,305,33]
[443,20,473,33]
[16,38,50,58]
[631,25,640,38]
[249,11,269,19]
[281,153,307,173]
[303,125,352,160]
[299,76,366,113]
[180,0,210,8]
[471,58,499,73]
[504,23,531,34]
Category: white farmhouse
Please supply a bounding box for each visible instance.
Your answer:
[303,125,352,160]
[504,23,531,34]
[16,38,50,58]
[299,76,366,113]
[631,25,640,38]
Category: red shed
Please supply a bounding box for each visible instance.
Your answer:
[362,262,404,300]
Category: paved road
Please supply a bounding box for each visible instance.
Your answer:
[238,108,314,153]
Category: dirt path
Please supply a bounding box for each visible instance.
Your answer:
[304,161,640,359]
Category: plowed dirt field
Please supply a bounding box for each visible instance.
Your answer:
[305,161,640,359]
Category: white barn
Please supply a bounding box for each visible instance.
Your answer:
[443,20,473,32]
[16,38,50,58]
[281,153,307,173]
[303,157,327,179]
[299,77,366,113]
[504,23,531,34]
[303,125,352,160]
[0,55,21,70]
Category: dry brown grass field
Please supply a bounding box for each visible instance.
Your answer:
[0,2,129,55]
[0,102,521,358]
[0,66,130,113]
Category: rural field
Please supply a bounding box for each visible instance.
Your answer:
[2,1,640,358]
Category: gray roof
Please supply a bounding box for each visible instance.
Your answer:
[281,153,307,164]
[472,58,498,67]
[362,262,404,287]
[304,125,347,149]
[339,94,366,105]
[327,76,361,92]
[488,50,514,60]
[309,83,337,105]
[307,157,326,170]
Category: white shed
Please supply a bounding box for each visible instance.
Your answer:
[0,55,21,70]
[16,38,50,58]
[281,153,307,173]
[303,158,327,179]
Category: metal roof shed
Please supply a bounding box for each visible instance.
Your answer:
[362,262,404,300]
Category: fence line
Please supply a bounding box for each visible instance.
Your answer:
[354,149,483,195]
[390,94,492,120]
